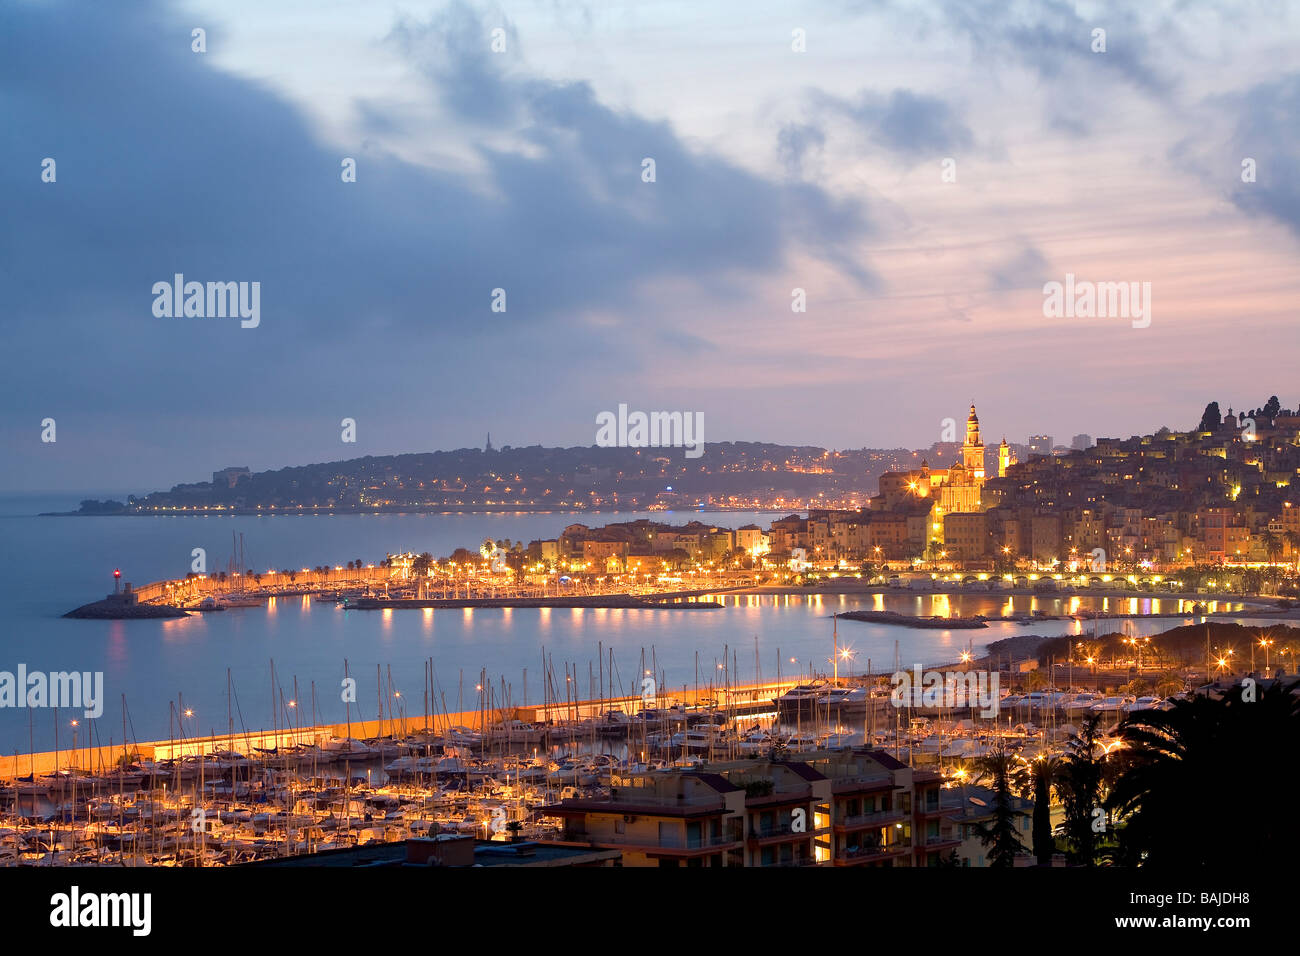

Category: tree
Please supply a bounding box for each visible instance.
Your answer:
[1058,713,1106,867]
[1106,679,1300,867]
[1153,670,1184,697]
[1122,677,1150,697]
[1261,531,1282,565]
[936,849,962,868]
[1242,567,1264,595]
[1196,402,1221,433]
[1030,757,1061,865]
[973,749,1027,867]
[1262,395,1281,421]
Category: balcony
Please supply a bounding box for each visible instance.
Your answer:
[554,833,742,859]
[834,842,910,866]
[744,786,812,809]
[746,822,816,846]
[833,809,906,834]
[830,775,898,796]
[915,825,961,852]
[545,792,726,819]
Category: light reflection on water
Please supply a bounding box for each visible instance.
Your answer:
[0,499,1257,750]
[1,589,1251,751]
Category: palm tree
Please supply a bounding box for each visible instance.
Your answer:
[973,749,1028,867]
[1153,670,1184,698]
[1057,713,1106,867]
[1025,668,1050,693]
[1261,530,1282,566]
[1030,757,1061,865]
[1242,567,1264,595]
[1121,677,1150,697]
[1106,678,1300,866]
[1285,532,1300,569]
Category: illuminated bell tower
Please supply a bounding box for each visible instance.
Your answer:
[998,437,1013,478]
[963,404,985,479]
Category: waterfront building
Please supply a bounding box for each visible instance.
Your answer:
[945,784,1035,867]
[543,749,971,867]
[943,512,991,562]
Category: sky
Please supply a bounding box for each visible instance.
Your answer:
[2,0,1298,492]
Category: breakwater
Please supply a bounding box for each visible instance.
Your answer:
[0,678,801,781]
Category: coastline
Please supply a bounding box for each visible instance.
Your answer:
[733,582,1294,618]
[37,505,802,517]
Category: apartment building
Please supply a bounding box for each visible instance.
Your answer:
[544,749,971,867]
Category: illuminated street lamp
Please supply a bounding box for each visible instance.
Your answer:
[1258,636,1274,677]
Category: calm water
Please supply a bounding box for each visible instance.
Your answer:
[0,494,1245,751]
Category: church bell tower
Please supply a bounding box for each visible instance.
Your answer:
[963,404,985,479]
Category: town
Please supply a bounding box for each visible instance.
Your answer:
[103,399,1300,615]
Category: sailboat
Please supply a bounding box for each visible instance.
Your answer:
[218,533,264,606]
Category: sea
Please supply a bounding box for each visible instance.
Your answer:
[0,492,1248,752]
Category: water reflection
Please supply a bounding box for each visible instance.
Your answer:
[2,588,1261,750]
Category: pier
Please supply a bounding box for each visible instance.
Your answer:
[0,678,801,781]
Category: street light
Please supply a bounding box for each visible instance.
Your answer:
[1258,637,1274,677]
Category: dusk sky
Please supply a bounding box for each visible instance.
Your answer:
[3,0,1298,492]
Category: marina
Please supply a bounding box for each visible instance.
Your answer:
[0,634,1206,867]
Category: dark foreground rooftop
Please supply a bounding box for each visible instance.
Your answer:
[240,836,619,869]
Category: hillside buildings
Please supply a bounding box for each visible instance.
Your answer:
[542,749,1033,867]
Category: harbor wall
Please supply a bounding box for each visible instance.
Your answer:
[0,678,800,780]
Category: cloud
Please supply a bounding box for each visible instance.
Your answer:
[990,242,1050,291]
[1223,73,1300,241]
[0,0,875,487]
[942,0,1172,98]
[811,88,974,159]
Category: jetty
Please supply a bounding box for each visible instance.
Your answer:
[344,591,724,610]
[837,609,988,629]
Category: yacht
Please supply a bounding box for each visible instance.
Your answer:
[736,727,775,756]
[483,720,547,746]
[322,737,380,762]
[668,724,728,752]
[1089,695,1136,714]
[1124,696,1170,713]
[216,593,265,608]
[776,679,868,716]
[1064,692,1103,714]
[588,710,634,737]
